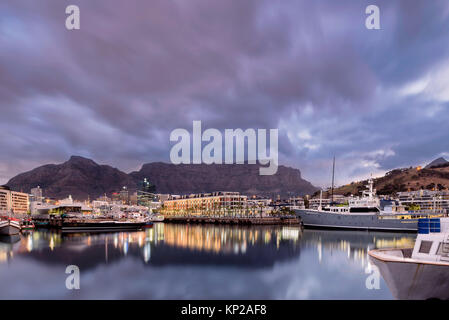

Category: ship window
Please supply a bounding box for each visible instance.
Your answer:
[419,241,433,254]
[437,242,449,256]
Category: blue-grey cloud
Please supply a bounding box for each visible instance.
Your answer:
[1,0,449,187]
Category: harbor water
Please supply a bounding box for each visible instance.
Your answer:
[0,224,416,299]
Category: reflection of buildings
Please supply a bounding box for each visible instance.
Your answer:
[300,229,415,268]
[0,223,301,269]
[149,224,301,267]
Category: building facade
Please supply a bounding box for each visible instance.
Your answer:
[30,186,43,202]
[0,186,29,214]
[162,192,248,216]
[397,190,449,212]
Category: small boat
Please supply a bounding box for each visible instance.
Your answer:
[369,217,449,299]
[143,221,154,228]
[0,218,21,236]
[21,219,35,231]
[147,214,164,222]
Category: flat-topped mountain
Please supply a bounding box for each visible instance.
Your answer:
[6,156,318,200]
[130,162,318,198]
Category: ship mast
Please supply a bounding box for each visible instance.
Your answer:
[331,156,335,204]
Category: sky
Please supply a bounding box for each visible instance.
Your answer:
[1,0,449,187]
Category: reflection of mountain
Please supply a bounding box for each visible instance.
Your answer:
[4,224,302,270]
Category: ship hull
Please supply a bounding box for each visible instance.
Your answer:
[369,249,449,299]
[61,221,146,232]
[295,209,417,232]
[0,220,21,235]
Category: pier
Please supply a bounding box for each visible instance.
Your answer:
[163,216,301,225]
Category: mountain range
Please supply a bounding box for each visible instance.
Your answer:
[5,156,318,200]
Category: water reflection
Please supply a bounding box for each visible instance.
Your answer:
[300,229,415,269]
[0,224,302,269]
[0,224,416,299]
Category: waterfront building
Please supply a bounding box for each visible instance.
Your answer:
[247,198,274,216]
[96,194,111,202]
[308,198,331,209]
[308,194,348,209]
[137,178,157,207]
[31,195,93,216]
[111,192,120,203]
[286,197,305,210]
[162,191,248,216]
[119,186,129,205]
[30,186,43,202]
[157,194,171,203]
[397,189,449,212]
[0,186,29,215]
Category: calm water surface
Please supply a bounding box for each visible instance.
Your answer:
[0,223,416,299]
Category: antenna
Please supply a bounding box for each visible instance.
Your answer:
[331,156,335,204]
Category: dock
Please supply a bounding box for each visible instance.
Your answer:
[163,216,301,225]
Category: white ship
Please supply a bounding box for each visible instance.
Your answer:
[295,178,439,231]
[369,217,449,299]
[147,214,164,222]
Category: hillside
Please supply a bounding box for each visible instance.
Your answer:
[333,164,449,196]
[6,156,137,200]
[6,156,318,200]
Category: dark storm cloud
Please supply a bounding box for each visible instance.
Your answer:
[1,0,449,186]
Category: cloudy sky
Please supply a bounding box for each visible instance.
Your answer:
[1,0,449,187]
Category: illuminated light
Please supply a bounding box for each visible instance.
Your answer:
[27,235,33,252]
[49,237,55,251]
[143,243,151,263]
[123,241,129,255]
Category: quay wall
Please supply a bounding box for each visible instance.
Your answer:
[163,216,301,225]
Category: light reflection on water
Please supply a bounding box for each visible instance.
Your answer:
[0,224,415,299]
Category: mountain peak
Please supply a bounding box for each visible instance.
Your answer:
[67,155,98,166]
[425,157,449,169]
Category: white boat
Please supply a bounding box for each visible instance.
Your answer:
[147,214,164,222]
[295,178,441,231]
[369,217,449,299]
[0,219,21,236]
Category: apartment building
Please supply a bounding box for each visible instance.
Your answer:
[0,186,29,214]
[397,190,449,212]
[163,191,248,216]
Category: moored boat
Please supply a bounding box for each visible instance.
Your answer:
[147,214,164,222]
[295,178,445,232]
[60,215,147,232]
[369,217,449,299]
[143,221,154,228]
[0,218,21,235]
[21,219,35,231]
